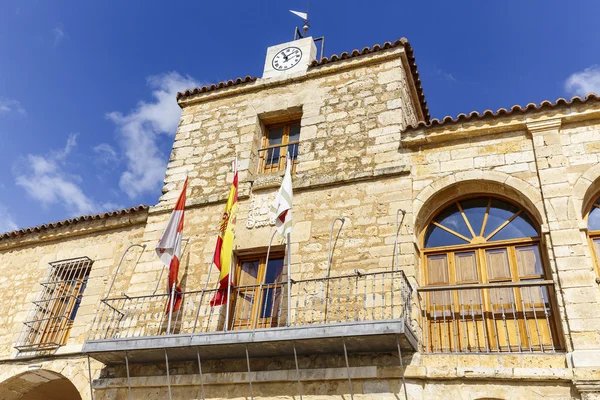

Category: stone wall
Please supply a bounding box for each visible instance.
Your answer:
[0,211,147,359]
[160,46,420,208]
[2,42,600,399]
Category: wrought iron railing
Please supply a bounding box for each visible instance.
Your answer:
[256,142,299,174]
[88,270,412,341]
[418,280,560,353]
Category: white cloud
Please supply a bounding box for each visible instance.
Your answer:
[565,65,600,97]
[0,204,18,233]
[0,97,26,116]
[434,66,457,83]
[15,134,95,216]
[53,25,66,47]
[93,143,118,165]
[107,71,199,198]
[14,134,120,217]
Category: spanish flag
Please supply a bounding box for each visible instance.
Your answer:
[210,161,238,306]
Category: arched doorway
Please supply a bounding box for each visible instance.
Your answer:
[0,370,82,400]
[419,196,562,353]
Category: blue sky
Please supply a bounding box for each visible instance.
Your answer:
[0,0,599,232]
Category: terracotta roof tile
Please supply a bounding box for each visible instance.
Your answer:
[175,38,430,123]
[310,38,430,123]
[403,94,600,133]
[0,205,149,240]
[176,76,257,100]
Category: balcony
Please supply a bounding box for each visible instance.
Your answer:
[83,270,417,365]
[418,280,562,353]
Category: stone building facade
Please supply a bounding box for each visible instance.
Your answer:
[1,36,600,399]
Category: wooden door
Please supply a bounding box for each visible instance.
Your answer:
[231,256,285,330]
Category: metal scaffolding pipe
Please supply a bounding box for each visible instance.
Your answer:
[292,340,303,399]
[326,217,346,280]
[323,217,346,322]
[245,344,254,400]
[106,244,146,299]
[164,349,172,400]
[393,209,406,271]
[87,355,94,400]
[196,347,205,400]
[396,335,409,400]
[191,253,216,333]
[125,352,132,400]
[341,337,354,400]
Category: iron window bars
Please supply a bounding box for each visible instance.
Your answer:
[15,256,93,351]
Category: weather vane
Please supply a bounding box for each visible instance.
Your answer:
[289,1,310,39]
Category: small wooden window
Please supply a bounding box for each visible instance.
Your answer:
[230,252,285,330]
[258,120,300,174]
[15,257,92,351]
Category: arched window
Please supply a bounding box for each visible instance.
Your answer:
[420,197,561,353]
[586,197,600,276]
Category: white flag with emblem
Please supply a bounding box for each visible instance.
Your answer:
[270,153,293,236]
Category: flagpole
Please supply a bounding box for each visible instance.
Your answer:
[167,281,176,334]
[285,152,292,327]
[191,260,214,334]
[224,258,233,331]
[286,231,291,327]
[256,230,277,331]
[224,155,237,332]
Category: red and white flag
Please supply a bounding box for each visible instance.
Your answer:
[156,176,188,312]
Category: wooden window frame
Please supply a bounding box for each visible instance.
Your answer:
[585,200,600,277]
[258,119,301,175]
[230,251,286,330]
[420,196,563,353]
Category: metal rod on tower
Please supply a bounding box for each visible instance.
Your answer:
[393,209,406,271]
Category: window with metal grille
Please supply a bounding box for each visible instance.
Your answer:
[15,257,93,351]
[257,118,301,174]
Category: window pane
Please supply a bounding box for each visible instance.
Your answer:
[424,224,469,248]
[265,146,281,167]
[289,123,301,142]
[434,203,472,239]
[594,238,600,262]
[427,254,449,284]
[460,198,489,237]
[455,252,478,282]
[589,206,600,231]
[260,287,282,318]
[267,127,283,145]
[264,258,284,284]
[238,261,259,286]
[484,199,520,237]
[485,248,511,280]
[288,142,299,161]
[515,245,543,277]
[489,212,538,241]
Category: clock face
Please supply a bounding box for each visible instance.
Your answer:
[272,47,303,71]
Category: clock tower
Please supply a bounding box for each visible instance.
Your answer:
[261,36,318,80]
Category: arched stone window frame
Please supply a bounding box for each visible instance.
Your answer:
[584,196,600,278]
[417,194,563,353]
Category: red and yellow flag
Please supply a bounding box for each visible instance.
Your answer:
[210,164,238,306]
